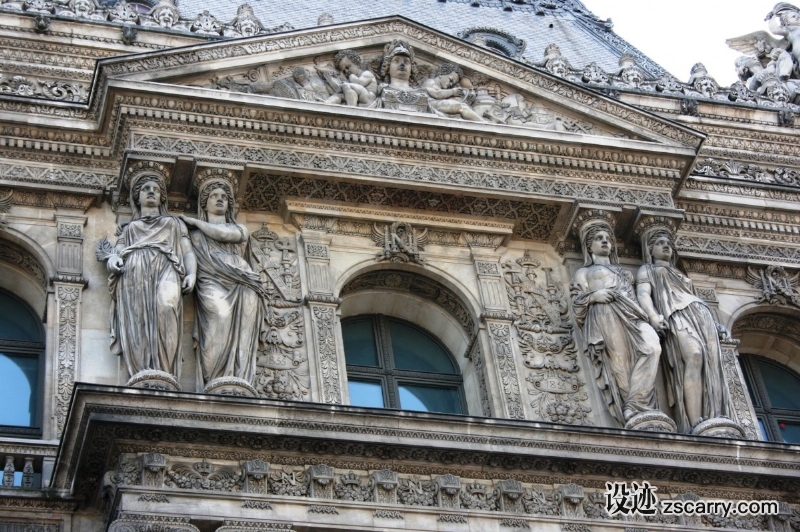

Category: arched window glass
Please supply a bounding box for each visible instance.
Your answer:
[0,290,44,434]
[740,354,800,443]
[342,315,465,414]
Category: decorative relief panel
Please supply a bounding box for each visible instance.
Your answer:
[746,265,800,308]
[53,284,82,436]
[502,252,591,424]
[248,225,309,401]
[487,321,525,420]
[309,305,341,404]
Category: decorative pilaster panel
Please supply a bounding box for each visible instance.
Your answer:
[301,232,333,296]
[55,216,86,277]
[485,317,525,420]
[52,282,84,437]
[301,230,346,404]
[307,301,344,405]
[474,259,507,312]
[720,340,760,440]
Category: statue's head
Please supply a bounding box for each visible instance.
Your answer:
[333,49,362,78]
[380,39,418,84]
[198,178,235,223]
[434,63,464,89]
[580,220,618,266]
[292,66,310,86]
[129,173,168,218]
[643,228,676,267]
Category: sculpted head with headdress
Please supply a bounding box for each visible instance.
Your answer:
[126,161,171,219]
[642,227,677,267]
[380,39,418,85]
[195,169,238,224]
[575,211,618,267]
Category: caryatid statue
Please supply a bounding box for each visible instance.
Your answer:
[101,164,197,390]
[179,170,266,396]
[635,224,745,438]
[570,214,675,432]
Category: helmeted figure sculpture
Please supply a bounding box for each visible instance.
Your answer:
[103,165,197,390]
[570,213,675,432]
[180,170,265,396]
[636,225,745,438]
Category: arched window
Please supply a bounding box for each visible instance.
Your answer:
[0,289,44,437]
[342,315,466,414]
[739,354,800,443]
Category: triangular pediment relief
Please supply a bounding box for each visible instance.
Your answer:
[98,17,703,150]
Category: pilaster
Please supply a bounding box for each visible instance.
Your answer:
[301,230,346,405]
[50,213,88,438]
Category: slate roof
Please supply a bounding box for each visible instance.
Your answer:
[173,0,671,77]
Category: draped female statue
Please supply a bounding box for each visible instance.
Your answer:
[106,171,196,389]
[636,229,741,437]
[180,177,264,394]
[570,221,672,431]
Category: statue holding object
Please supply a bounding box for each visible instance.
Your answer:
[97,166,196,390]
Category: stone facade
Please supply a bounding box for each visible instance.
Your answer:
[0,1,799,531]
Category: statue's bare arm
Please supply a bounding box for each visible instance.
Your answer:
[635,266,668,332]
[180,215,247,243]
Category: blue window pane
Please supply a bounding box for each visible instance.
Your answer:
[0,352,38,427]
[348,380,384,408]
[342,319,379,367]
[0,292,41,341]
[779,421,800,444]
[757,360,800,409]
[389,321,457,374]
[399,383,462,414]
[757,418,768,441]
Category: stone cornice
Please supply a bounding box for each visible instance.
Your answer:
[284,199,515,234]
[53,385,800,501]
[0,17,704,151]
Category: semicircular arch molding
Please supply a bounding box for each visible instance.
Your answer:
[0,228,55,316]
[732,307,800,375]
[335,259,482,334]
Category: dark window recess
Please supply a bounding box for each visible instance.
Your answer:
[0,290,44,437]
[342,315,465,415]
[739,354,800,443]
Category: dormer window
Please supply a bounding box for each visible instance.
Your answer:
[457,27,526,59]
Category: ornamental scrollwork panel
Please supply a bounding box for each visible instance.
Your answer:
[502,251,592,425]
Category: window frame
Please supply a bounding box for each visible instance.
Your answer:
[739,353,800,443]
[0,289,45,438]
[343,314,467,414]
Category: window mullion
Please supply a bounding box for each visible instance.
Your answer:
[375,315,399,409]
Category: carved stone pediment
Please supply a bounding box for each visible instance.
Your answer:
[97,17,703,150]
